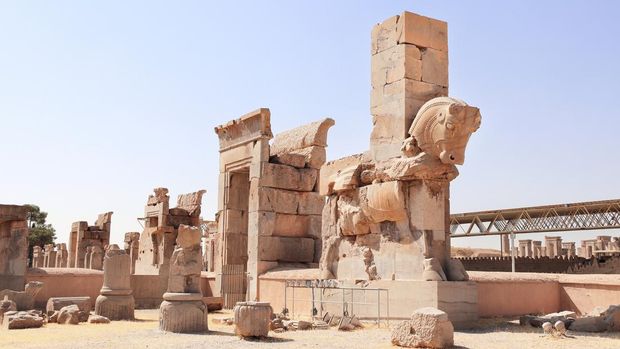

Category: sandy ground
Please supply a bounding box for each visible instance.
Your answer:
[1,310,619,349]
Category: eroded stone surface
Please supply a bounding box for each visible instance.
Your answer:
[2,310,44,330]
[234,301,273,338]
[95,244,135,321]
[159,224,208,333]
[57,304,81,325]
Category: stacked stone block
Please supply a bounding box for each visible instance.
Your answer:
[67,212,112,269]
[159,225,208,333]
[370,12,449,161]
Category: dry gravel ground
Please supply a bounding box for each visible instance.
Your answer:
[1,310,619,349]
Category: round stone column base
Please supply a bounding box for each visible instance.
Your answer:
[95,294,135,321]
[159,300,208,333]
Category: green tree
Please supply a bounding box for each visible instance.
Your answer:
[24,204,56,265]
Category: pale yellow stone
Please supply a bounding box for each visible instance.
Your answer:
[398,11,448,52]
[258,236,314,262]
[371,15,400,54]
[421,47,448,87]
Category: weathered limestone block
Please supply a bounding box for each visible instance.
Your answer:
[287,146,327,169]
[0,295,17,325]
[251,187,299,214]
[445,259,469,281]
[0,205,29,283]
[159,225,208,333]
[233,301,273,338]
[421,48,448,87]
[46,297,91,317]
[371,15,400,54]
[422,258,447,281]
[0,281,43,310]
[57,304,81,325]
[391,307,454,348]
[270,118,335,156]
[2,310,44,330]
[90,245,104,270]
[258,236,314,263]
[568,316,608,333]
[273,214,309,237]
[259,163,317,192]
[176,190,206,217]
[270,153,306,169]
[298,192,325,216]
[372,44,422,88]
[95,245,135,321]
[159,300,208,333]
[398,12,448,51]
[319,154,365,196]
[0,295,16,313]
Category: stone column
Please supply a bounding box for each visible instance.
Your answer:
[159,225,208,333]
[55,243,68,268]
[501,235,510,257]
[90,246,104,270]
[32,246,43,268]
[95,244,135,320]
[532,241,542,258]
[84,246,93,269]
[370,12,449,161]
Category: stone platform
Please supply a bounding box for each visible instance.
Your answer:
[258,268,477,330]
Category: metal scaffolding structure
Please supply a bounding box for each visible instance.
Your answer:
[450,199,620,238]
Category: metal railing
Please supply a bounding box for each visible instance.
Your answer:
[283,280,389,327]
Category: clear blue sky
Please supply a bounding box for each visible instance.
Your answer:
[1,1,619,250]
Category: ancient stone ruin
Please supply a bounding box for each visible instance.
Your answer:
[68,212,113,269]
[123,232,140,274]
[95,244,135,320]
[0,205,29,291]
[159,224,208,333]
[133,188,206,307]
[214,110,334,302]
[315,12,481,326]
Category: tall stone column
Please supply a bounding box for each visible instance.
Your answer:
[501,235,510,257]
[95,245,135,320]
[370,12,449,161]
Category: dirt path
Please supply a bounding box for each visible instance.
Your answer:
[1,310,619,349]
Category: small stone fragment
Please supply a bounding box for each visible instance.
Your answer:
[88,315,110,324]
[542,322,553,334]
[57,305,80,325]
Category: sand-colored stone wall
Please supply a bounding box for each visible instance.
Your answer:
[259,270,620,320]
[471,272,620,317]
[26,268,103,309]
[25,268,217,310]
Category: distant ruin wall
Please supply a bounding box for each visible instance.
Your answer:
[459,256,620,274]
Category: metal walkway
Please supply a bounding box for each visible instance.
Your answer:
[450,199,620,237]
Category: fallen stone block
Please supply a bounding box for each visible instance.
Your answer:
[604,305,620,331]
[2,310,44,330]
[234,301,273,338]
[392,307,454,348]
[57,305,81,325]
[568,316,608,333]
[88,315,110,324]
[46,296,92,317]
[0,281,44,311]
[0,296,17,316]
